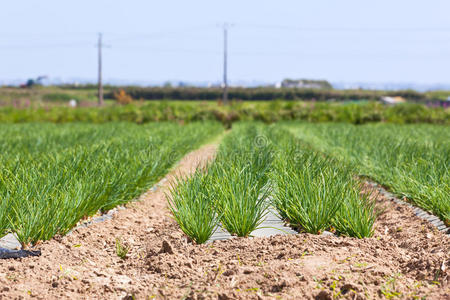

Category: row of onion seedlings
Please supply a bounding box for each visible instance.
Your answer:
[0,122,222,247]
[168,123,378,244]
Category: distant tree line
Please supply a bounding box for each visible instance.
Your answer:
[103,87,425,102]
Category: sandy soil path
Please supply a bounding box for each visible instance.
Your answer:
[0,141,448,299]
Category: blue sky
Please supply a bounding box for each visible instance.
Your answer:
[1,0,450,85]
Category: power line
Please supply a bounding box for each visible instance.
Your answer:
[239,23,450,32]
[2,23,450,49]
[105,25,216,43]
[0,42,94,49]
[1,24,450,84]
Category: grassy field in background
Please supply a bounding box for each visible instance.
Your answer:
[0,86,104,106]
[0,86,448,125]
[0,100,447,125]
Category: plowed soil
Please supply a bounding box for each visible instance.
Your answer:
[0,143,448,300]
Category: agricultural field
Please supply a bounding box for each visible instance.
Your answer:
[0,122,223,246]
[283,123,450,226]
[0,86,450,127]
[0,120,448,299]
[0,86,432,105]
[169,123,377,243]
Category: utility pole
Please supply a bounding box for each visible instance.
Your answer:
[222,23,229,105]
[97,33,103,106]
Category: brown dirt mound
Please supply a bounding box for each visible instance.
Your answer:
[0,143,448,299]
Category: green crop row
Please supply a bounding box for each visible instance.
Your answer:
[285,123,450,226]
[267,126,378,238]
[169,123,378,244]
[169,124,273,243]
[0,101,448,125]
[0,122,223,247]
